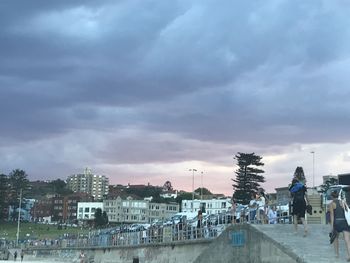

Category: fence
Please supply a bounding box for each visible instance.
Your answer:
[20,211,292,249]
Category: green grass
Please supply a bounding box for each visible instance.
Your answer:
[0,222,89,241]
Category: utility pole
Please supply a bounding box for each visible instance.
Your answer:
[201,171,203,201]
[311,151,315,188]
[189,169,197,212]
[16,188,22,247]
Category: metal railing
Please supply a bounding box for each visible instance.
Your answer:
[17,210,292,250]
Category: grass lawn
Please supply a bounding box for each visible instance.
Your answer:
[0,222,89,241]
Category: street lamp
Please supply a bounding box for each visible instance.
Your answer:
[16,189,22,247]
[311,151,315,188]
[189,169,197,212]
[201,171,204,201]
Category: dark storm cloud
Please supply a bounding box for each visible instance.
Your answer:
[1,0,350,191]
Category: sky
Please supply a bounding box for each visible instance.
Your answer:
[1,0,350,196]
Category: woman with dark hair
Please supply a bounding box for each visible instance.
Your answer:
[329,190,350,260]
[289,178,309,236]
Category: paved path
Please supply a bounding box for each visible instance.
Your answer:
[253,224,349,263]
[0,261,67,263]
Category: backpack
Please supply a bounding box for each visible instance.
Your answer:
[290,182,304,193]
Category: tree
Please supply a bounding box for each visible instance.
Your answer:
[293,167,306,184]
[0,173,9,221]
[8,169,30,220]
[320,177,338,193]
[163,181,173,192]
[94,208,108,228]
[232,152,265,205]
[194,187,212,195]
[49,179,73,195]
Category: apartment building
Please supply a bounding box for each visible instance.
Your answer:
[52,193,93,223]
[148,202,179,223]
[104,197,179,224]
[66,168,109,200]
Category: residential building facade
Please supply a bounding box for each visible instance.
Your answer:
[181,198,232,214]
[66,168,109,200]
[104,197,179,224]
[52,193,93,223]
[77,202,103,221]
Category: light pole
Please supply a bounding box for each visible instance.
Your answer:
[189,169,197,212]
[200,171,203,201]
[311,151,315,188]
[16,189,22,247]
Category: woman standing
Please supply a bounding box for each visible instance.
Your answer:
[329,191,350,260]
[289,178,309,236]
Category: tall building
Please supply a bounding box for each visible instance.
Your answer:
[66,168,109,200]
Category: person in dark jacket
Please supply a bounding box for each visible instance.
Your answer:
[289,178,309,237]
[329,190,350,260]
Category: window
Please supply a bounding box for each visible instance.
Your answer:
[85,207,90,213]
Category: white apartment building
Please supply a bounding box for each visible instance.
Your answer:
[77,202,103,220]
[104,197,179,224]
[67,168,109,200]
[181,198,232,214]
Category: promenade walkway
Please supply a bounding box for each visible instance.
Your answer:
[253,224,347,263]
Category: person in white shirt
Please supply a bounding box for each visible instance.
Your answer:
[249,193,257,223]
[256,193,266,224]
[268,206,277,224]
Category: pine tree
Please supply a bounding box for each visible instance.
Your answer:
[0,174,8,221]
[232,152,265,204]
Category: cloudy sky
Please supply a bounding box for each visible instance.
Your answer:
[1,0,350,196]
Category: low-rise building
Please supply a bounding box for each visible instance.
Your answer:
[181,198,231,214]
[77,202,103,221]
[148,202,179,223]
[52,193,93,223]
[104,197,179,224]
[275,187,290,206]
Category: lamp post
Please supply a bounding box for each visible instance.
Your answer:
[16,189,22,247]
[189,169,197,212]
[311,151,315,188]
[201,171,203,201]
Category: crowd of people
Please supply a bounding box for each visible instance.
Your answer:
[231,191,279,225]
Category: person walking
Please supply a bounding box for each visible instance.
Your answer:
[329,190,350,260]
[248,193,257,223]
[289,178,309,237]
[256,193,266,224]
[13,251,17,261]
[20,250,24,262]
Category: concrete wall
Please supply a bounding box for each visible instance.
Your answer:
[28,240,212,263]
[27,225,303,263]
[92,241,211,263]
[194,225,300,263]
